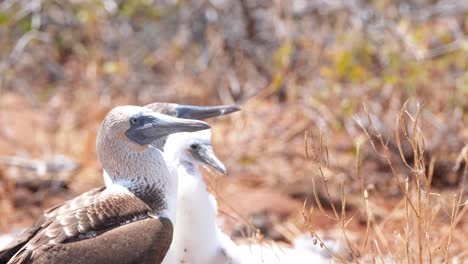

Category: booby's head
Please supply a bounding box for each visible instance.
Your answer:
[164,130,227,174]
[97,105,211,164]
[145,102,240,120]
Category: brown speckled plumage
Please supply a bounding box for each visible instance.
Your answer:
[1,187,166,264]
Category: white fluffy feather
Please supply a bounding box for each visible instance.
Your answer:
[162,130,330,264]
[162,130,239,264]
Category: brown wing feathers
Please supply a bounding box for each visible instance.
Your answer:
[1,187,158,263]
[0,223,42,263]
[0,187,105,263]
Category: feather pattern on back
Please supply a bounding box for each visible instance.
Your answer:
[3,185,158,264]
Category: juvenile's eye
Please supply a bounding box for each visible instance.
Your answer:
[190,144,199,150]
[130,117,139,125]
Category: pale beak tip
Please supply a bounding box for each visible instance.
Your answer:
[224,105,241,115]
[200,122,211,130]
[219,166,228,175]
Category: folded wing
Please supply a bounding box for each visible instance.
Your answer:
[1,186,173,264]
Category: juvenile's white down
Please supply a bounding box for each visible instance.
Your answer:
[162,130,239,264]
[161,130,330,264]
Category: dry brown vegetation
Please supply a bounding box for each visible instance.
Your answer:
[0,0,467,263]
[303,104,467,263]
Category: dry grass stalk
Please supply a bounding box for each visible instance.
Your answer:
[303,130,355,263]
[304,102,467,263]
[444,160,466,263]
[357,104,419,216]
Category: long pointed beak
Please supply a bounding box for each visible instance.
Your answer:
[175,105,240,120]
[197,145,227,174]
[153,113,211,136]
[126,112,210,145]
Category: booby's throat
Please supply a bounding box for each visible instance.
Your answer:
[100,140,172,213]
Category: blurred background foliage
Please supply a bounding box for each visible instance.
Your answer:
[0,0,467,261]
[1,0,466,106]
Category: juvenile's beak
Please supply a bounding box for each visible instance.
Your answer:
[175,105,240,120]
[196,145,227,174]
[126,112,210,145]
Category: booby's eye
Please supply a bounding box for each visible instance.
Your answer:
[190,144,199,150]
[130,117,139,125]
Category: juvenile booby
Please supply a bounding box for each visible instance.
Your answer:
[161,131,330,264]
[162,130,240,264]
[0,106,210,264]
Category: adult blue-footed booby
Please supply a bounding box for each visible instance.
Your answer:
[162,130,240,264]
[0,105,210,264]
